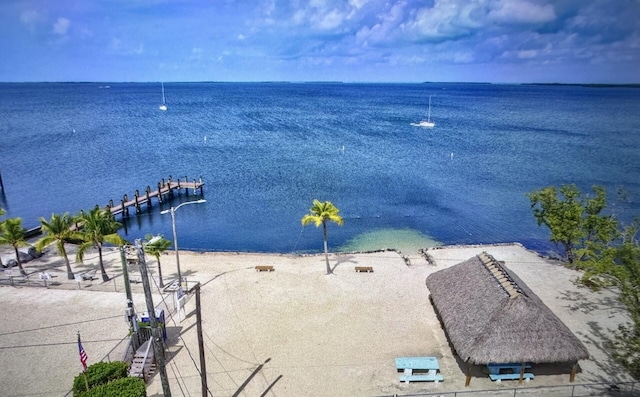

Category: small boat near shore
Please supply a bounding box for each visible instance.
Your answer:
[411,96,435,128]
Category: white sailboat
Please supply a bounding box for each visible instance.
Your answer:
[411,96,435,128]
[159,82,167,111]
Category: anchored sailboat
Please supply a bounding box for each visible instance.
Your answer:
[159,82,167,111]
[411,96,435,128]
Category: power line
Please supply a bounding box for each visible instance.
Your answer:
[0,338,124,350]
[0,315,123,337]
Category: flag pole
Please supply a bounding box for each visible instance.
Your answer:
[77,331,89,392]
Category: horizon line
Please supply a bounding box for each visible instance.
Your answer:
[1,80,639,87]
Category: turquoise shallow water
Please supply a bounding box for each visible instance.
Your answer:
[1,82,639,255]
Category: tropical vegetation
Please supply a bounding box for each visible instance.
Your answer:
[301,199,344,275]
[75,207,127,282]
[143,234,172,287]
[35,213,84,280]
[528,184,640,378]
[0,217,29,276]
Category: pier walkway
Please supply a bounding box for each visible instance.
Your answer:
[105,176,204,218]
[25,176,204,238]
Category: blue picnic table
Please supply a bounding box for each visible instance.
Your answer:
[395,357,444,383]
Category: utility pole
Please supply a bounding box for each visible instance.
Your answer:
[193,283,208,396]
[120,246,133,303]
[120,246,137,332]
[136,239,172,397]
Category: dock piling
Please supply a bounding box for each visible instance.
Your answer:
[101,176,204,219]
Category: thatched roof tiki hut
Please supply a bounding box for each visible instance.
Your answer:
[425,252,589,386]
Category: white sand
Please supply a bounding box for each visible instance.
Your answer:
[0,243,633,397]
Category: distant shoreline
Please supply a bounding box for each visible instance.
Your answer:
[523,82,640,88]
[2,81,638,87]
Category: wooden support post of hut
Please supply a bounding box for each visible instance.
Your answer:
[570,363,578,382]
[0,170,4,192]
[465,364,471,387]
[198,176,204,195]
[157,182,163,203]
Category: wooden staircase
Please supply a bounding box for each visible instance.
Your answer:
[128,338,156,381]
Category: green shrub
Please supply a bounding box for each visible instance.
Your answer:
[73,361,129,396]
[81,377,146,397]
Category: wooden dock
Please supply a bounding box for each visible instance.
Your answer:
[24,176,205,238]
[106,176,204,218]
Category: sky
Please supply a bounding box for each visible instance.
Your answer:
[1,0,639,84]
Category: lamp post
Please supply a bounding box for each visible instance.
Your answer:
[160,199,206,286]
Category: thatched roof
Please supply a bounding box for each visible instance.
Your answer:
[425,252,589,365]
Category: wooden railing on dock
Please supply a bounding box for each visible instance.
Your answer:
[25,176,205,238]
[106,176,204,219]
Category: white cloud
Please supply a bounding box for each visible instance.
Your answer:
[397,0,484,43]
[20,9,46,33]
[316,8,345,30]
[238,34,246,41]
[108,37,144,55]
[488,0,556,24]
[53,17,70,36]
[189,48,203,61]
[355,1,406,45]
[20,10,42,26]
[517,49,537,59]
[349,0,372,10]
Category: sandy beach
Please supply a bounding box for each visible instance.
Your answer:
[0,243,634,396]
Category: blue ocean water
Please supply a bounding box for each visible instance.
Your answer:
[1,82,639,255]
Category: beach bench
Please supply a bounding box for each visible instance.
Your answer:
[355,266,373,273]
[396,356,444,383]
[487,363,533,382]
[79,269,97,281]
[255,265,274,272]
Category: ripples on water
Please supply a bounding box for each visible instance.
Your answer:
[1,82,639,255]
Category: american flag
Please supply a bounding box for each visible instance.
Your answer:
[77,333,88,372]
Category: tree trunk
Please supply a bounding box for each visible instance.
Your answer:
[62,248,74,280]
[13,246,27,276]
[98,245,109,282]
[323,222,331,275]
[156,256,164,288]
[563,241,576,265]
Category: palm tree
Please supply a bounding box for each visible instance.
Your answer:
[301,199,344,275]
[143,234,172,288]
[35,213,84,280]
[76,207,126,282]
[0,217,29,276]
